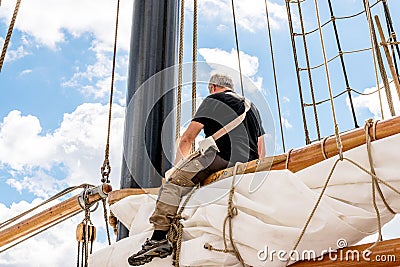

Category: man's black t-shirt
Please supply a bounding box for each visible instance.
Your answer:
[192,90,265,164]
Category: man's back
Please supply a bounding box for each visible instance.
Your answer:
[192,90,265,164]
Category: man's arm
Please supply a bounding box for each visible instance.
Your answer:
[174,121,204,165]
[258,135,266,158]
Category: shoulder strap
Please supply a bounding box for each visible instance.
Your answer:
[211,97,251,141]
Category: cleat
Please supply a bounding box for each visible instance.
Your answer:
[128,239,172,266]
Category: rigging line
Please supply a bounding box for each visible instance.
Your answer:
[364,0,395,116]
[176,0,185,141]
[0,184,92,229]
[382,0,400,84]
[375,15,400,100]
[0,0,21,72]
[101,0,121,184]
[299,47,372,71]
[191,0,198,153]
[295,0,321,140]
[0,210,82,254]
[364,1,385,119]
[230,0,245,97]
[313,0,343,158]
[192,0,197,118]
[264,0,286,152]
[293,0,382,36]
[327,0,358,128]
[284,0,310,145]
[303,81,395,107]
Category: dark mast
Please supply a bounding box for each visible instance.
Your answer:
[118,0,178,240]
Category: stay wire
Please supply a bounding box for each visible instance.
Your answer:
[313,0,343,158]
[327,0,359,128]
[101,0,121,183]
[0,0,21,72]
[382,0,400,84]
[295,0,321,140]
[176,0,185,141]
[230,0,245,97]
[264,0,285,152]
[285,0,311,145]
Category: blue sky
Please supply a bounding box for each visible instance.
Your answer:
[0,0,400,266]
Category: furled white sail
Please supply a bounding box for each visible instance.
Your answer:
[89,133,400,266]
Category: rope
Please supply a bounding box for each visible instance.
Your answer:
[203,163,245,266]
[100,0,121,184]
[102,198,112,245]
[298,47,372,71]
[364,0,395,117]
[264,0,285,152]
[191,0,198,153]
[293,0,382,36]
[313,0,343,159]
[0,184,92,229]
[327,0,358,128]
[0,0,21,72]
[230,0,245,97]
[0,210,82,254]
[295,0,321,140]
[303,81,395,107]
[364,119,396,250]
[284,0,311,145]
[176,0,185,141]
[287,121,400,265]
[168,184,199,267]
[382,0,400,84]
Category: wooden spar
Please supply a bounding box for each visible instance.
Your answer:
[107,115,400,201]
[203,115,400,184]
[291,238,400,266]
[0,184,112,248]
[375,15,400,100]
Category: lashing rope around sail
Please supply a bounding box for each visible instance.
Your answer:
[203,162,245,267]
[313,0,343,158]
[167,184,199,267]
[286,119,400,266]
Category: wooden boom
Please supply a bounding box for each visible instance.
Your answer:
[0,184,112,248]
[203,115,400,184]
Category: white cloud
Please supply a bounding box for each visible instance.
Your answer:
[199,48,259,77]
[198,47,264,93]
[0,103,125,194]
[0,197,110,267]
[0,0,133,50]
[351,82,400,119]
[281,116,292,129]
[61,41,129,100]
[185,0,287,32]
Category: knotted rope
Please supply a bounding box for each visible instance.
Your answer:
[203,163,245,267]
[287,119,400,265]
[168,184,199,267]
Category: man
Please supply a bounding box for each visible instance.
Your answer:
[128,73,265,266]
